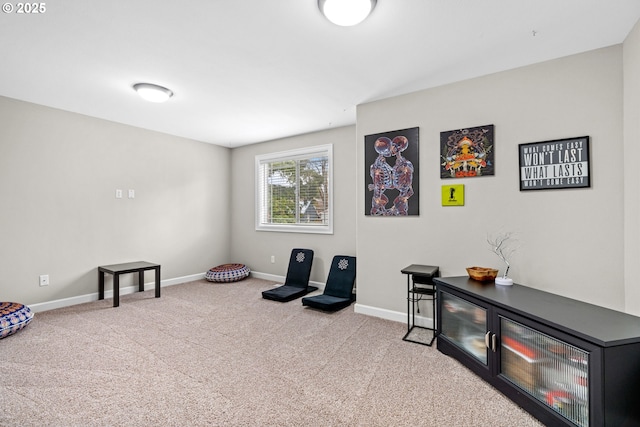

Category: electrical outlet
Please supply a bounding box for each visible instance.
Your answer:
[115,189,123,199]
[128,189,135,199]
[39,274,49,287]
[270,255,275,263]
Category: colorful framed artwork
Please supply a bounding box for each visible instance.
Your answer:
[440,124,494,179]
[364,127,419,216]
[442,184,464,206]
[519,136,590,191]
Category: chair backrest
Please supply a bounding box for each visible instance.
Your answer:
[283,248,314,288]
[323,256,356,299]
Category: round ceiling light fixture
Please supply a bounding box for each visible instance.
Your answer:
[133,83,173,103]
[318,0,377,27]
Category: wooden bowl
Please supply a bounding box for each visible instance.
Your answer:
[466,266,498,282]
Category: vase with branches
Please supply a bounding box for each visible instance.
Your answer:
[487,231,517,286]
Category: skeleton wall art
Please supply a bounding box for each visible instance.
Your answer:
[365,127,419,216]
[440,124,494,179]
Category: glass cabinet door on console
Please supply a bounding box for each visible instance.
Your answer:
[499,316,589,427]
[439,290,594,427]
[435,277,640,427]
[438,291,495,375]
[440,290,489,366]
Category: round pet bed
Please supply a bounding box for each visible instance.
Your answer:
[0,302,34,339]
[205,263,250,283]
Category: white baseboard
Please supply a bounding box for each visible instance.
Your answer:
[253,273,422,325]
[29,271,419,329]
[249,271,284,283]
[29,272,205,313]
[354,303,434,328]
[249,271,324,290]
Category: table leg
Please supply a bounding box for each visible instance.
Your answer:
[155,266,161,298]
[432,284,436,331]
[410,277,416,329]
[407,274,411,333]
[138,270,144,292]
[99,271,105,300]
[113,274,120,307]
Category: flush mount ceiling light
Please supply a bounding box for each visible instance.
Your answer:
[133,83,173,103]
[318,0,376,27]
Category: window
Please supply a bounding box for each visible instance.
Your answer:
[256,144,333,234]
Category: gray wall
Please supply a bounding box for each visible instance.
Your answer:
[2,26,638,321]
[356,45,626,320]
[624,19,640,316]
[229,126,357,284]
[0,97,231,306]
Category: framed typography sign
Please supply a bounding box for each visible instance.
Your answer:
[519,136,590,191]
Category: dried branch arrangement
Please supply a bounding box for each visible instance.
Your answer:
[487,232,517,279]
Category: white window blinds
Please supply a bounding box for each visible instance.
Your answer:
[256,144,333,234]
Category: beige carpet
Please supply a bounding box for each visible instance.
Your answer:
[0,278,542,426]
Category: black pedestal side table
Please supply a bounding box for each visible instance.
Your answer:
[401,264,440,346]
[99,261,161,307]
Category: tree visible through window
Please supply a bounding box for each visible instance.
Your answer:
[256,145,332,234]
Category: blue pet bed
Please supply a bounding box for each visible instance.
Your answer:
[0,302,34,339]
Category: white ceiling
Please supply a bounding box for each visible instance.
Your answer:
[1,1,639,148]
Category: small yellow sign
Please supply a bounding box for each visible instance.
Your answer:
[442,184,464,206]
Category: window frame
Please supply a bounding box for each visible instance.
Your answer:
[255,144,333,234]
